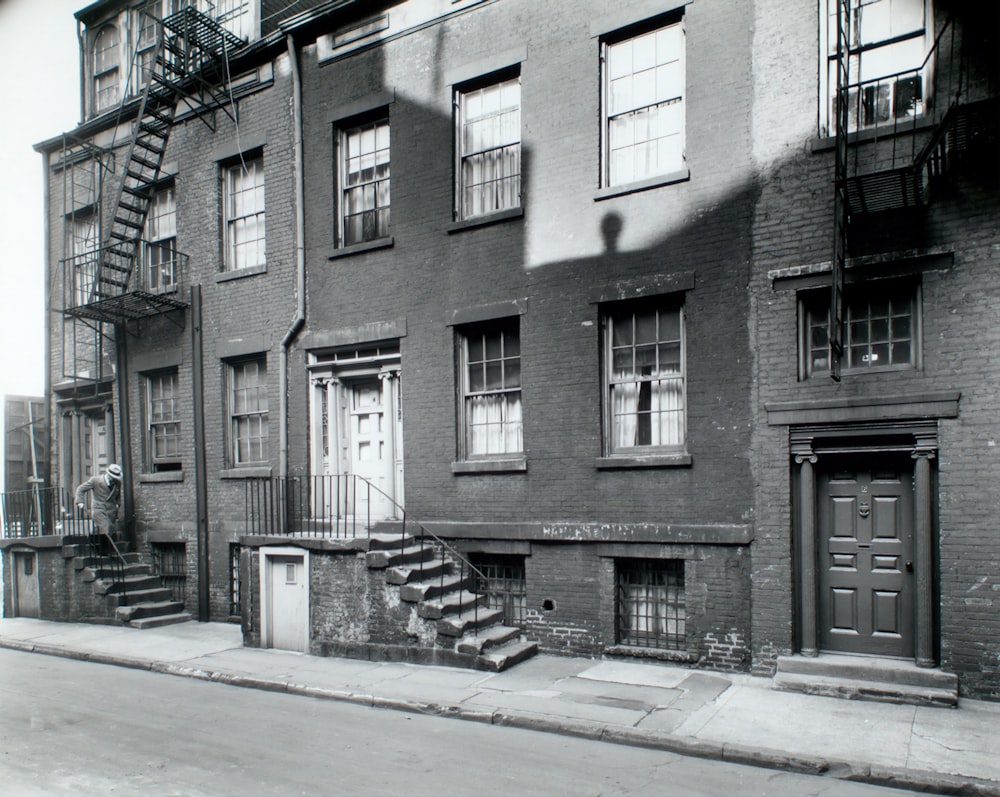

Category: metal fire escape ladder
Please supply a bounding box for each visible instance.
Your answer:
[72,6,244,323]
[830,0,851,381]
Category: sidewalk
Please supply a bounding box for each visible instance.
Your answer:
[1,618,998,796]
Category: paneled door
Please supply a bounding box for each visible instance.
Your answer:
[818,456,915,657]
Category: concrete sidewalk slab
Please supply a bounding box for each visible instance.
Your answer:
[2,618,999,797]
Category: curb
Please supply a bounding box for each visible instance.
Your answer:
[3,637,999,797]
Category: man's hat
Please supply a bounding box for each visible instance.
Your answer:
[106,463,123,481]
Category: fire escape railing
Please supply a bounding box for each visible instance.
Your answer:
[1,485,130,606]
[245,475,491,628]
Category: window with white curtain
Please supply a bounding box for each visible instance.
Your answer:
[338,115,390,245]
[228,356,268,465]
[223,154,266,271]
[604,301,685,454]
[456,72,521,220]
[602,15,685,187]
[459,320,522,458]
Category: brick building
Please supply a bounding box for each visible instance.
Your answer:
[3,0,997,697]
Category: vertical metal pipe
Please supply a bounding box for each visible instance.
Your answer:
[191,285,210,622]
[114,323,135,549]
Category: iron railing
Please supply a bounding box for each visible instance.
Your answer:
[245,475,493,629]
[1,485,129,607]
[62,241,188,313]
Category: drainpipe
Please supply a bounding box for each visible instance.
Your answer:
[280,32,306,482]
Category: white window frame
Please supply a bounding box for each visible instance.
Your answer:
[459,319,523,459]
[601,15,686,189]
[337,115,391,246]
[603,300,687,456]
[228,356,268,466]
[223,154,266,271]
[145,369,182,471]
[455,71,522,220]
[819,0,932,137]
[143,186,178,292]
[93,23,121,114]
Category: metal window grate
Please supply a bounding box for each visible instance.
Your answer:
[616,558,685,651]
[230,543,242,617]
[151,542,186,603]
[470,554,527,629]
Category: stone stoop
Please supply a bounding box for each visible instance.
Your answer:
[63,542,192,630]
[773,654,959,707]
[367,533,538,672]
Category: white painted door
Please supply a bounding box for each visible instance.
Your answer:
[348,378,395,520]
[267,554,307,652]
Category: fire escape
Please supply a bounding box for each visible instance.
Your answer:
[62,5,245,332]
[829,2,999,378]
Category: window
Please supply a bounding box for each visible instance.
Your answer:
[801,281,919,377]
[215,0,253,41]
[459,320,522,458]
[131,4,160,94]
[71,214,99,306]
[145,370,181,471]
[144,187,177,291]
[602,16,685,188]
[228,356,268,465]
[616,559,686,651]
[603,300,685,454]
[821,0,930,136]
[470,554,527,628]
[338,116,390,245]
[223,155,266,271]
[94,24,121,113]
[151,542,186,602]
[456,73,521,220]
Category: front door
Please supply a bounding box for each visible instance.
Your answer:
[817,455,915,657]
[348,379,394,520]
[13,552,40,618]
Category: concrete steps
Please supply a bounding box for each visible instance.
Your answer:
[366,532,537,672]
[773,654,958,707]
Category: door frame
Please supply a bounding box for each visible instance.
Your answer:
[791,420,938,666]
[259,546,309,652]
[11,548,41,618]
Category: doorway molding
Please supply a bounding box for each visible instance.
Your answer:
[792,419,937,667]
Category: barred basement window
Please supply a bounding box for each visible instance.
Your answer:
[151,542,186,603]
[230,543,242,617]
[470,554,527,628]
[616,558,685,651]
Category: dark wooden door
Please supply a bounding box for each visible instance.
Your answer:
[818,456,914,657]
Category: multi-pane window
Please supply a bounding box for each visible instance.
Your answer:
[224,155,266,271]
[604,301,685,453]
[339,117,390,245]
[457,74,521,219]
[132,4,161,94]
[229,357,268,465]
[215,0,253,41]
[71,215,99,306]
[460,320,522,458]
[603,18,685,187]
[470,554,527,629]
[802,282,918,376]
[144,187,177,291]
[146,370,181,471]
[616,559,686,651]
[94,24,121,113]
[822,0,930,135]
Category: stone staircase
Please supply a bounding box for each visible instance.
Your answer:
[65,541,192,629]
[773,653,958,707]
[366,533,537,672]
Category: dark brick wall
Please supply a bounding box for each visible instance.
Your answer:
[751,0,1000,696]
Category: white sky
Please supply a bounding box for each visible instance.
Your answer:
[0,0,83,401]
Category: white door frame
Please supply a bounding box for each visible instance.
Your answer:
[259,546,309,652]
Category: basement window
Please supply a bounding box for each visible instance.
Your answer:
[616,558,686,651]
[470,554,527,628]
[151,542,186,603]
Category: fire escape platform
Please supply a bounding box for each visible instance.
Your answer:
[64,291,188,325]
[841,167,927,215]
[162,6,244,55]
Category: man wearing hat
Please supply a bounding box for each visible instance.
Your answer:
[75,463,124,539]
